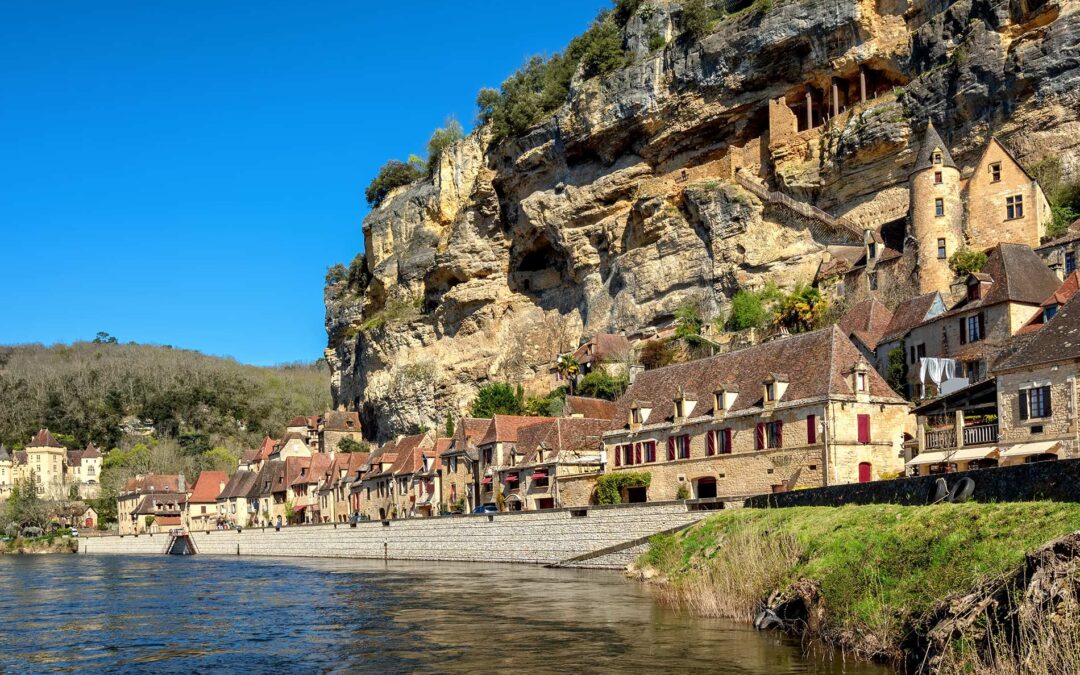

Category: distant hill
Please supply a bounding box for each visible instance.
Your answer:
[0,342,331,451]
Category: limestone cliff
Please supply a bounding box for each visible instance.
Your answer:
[327,0,1080,441]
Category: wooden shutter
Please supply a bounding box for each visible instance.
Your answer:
[755,423,765,450]
[615,445,621,466]
[977,312,986,341]
[1019,390,1029,420]
[682,435,691,458]
[1043,386,1053,417]
[807,415,817,444]
[858,414,870,444]
[775,420,783,449]
[635,443,642,465]
[959,318,967,344]
[706,431,715,456]
[667,437,675,461]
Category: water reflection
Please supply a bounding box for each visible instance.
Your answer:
[0,556,888,674]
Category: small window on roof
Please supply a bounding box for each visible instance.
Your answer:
[989,162,1001,182]
[933,150,942,165]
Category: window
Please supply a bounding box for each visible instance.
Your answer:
[643,441,657,463]
[960,313,985,344]
[868,272,878,291]
[764,382,776,402]
[857,372,867,392]
[937,238,946,258]
[714,392,724,413]
[1044,305,1058,322]
[935,200,945,218]
[677,435,691,459]
[807,415,817,444]
[989,162,1001,182]
[868,242,877,259]
[756,421,783,450]
[933,151,942,165]
[1067,252,1076,275]
[934,171,942,184]
[622,444,635,466]
[1020,386,1052,420]
[532,469,550,488]
[1006,194,1024,219]
[967,281,981,302]
[482,448,493,465]
[857,414,871,444]
[631,408,642,425]
[718,429,731,454]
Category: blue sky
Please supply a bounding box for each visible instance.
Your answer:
[0,1,606,365]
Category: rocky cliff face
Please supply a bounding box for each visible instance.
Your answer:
[327,0,1080,441]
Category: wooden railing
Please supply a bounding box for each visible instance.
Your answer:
[963,423,998,446]
[925,428,956,450]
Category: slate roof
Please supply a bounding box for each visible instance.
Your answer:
[81,443,102,459]
[563,396,618,421]
[609,327,904,431]
[880,292,943,343]
[1035,219,1080,251]
[1017,271,1080,335]
[188,471,229,503]
[217,470,258,501]
[995,290,1080,371]
[443,418,492,457]
[132,493,188,515]
[477,415,550,446]
[572,333,632,365]
[911,122,957,174]
[943,244,1060,316]
[28,429,64,449]
[838,299,894,351]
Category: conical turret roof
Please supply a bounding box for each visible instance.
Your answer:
[911,122,957,175]
[82,442,102,458]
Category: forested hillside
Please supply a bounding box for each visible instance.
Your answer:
[0,341,331,451]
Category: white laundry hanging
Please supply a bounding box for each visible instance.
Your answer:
[919,357,959,386]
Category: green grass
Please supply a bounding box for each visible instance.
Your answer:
[640,502,1080,647]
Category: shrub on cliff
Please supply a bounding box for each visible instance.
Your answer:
[1029,157,1080,239]
[948,248,988,277]
[726,290,768,331]
[365,159,424,207]
[469,383,525,418]
[772,285,828,334]
[576,371,629,400]
[425,117,464,178]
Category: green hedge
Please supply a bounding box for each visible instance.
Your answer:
[596,472,651,504]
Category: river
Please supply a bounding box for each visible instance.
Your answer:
[0,555,888,674]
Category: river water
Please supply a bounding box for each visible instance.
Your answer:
[0,555,888,674]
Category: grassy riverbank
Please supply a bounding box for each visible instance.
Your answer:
[636,502,1080,671]
[1,533,78,555]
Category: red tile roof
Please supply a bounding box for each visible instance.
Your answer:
[478,415,550,446]
[123,474,183,495]
[838,299,893,351]
[563,396,618,421]
[572,334,633,365]
[28,429,64,448]
[257,436,277,461]
[188,471,229,503]
[517,417,611,464]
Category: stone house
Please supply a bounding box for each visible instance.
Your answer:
[287,453,333,524]
[318,411,364,453]
[317,453,367,523]
[496,417,610,510]
[476,416,551,509]
[355,433,435,520]
[0,445,11,499]
[268,432,313,462]
[129,492,188,534]
[65,443,103,499]
[240,437,277,472]
[895,243,1060,398]
[1035,220,1080,279]
[116,474,186,535]
[253,461,287,527]
[568,333,633,380]
[907,277,1080,474]
[185,471,228,530]
[871,292,948,387]
[838,298,894,367]
[216,469,258,528]
[439,418,489,514]
[601,327,911,503]
[410,439,448,517]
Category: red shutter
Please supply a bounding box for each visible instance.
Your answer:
[858,414,870,444]
[682,435,691,458]
[615,445,621,466]
[635,443,642,465]
[667,437,675,461]
[723,428,732,454]
[755,423,765,450]
[807,415,817,444]
[959,318,967,344]
[706,431,715,456]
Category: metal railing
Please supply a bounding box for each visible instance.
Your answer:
[733,172,863,242]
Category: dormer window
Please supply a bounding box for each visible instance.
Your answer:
[933,150,942,165]
[857,372,867,392]
[967,279,981,302]
[765,383,776,402]
[763,375,788,405]
[868,242,877,259]
[631,408,642,425]
[714,391,724,414]
[1044,305,1058,322]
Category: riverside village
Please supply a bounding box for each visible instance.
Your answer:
[3,0,1080,673]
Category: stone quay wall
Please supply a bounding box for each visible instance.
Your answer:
[745,458,1080,508]
[79,502,704,568]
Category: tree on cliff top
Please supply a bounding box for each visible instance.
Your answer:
[425,117,464,178]
[469,383,525,418]
[365,160,424,207]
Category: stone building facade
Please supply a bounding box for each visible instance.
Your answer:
[601,327,910,503]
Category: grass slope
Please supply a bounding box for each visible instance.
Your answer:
[639,503,1080,658]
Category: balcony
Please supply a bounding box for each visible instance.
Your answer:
[924,423,998,450]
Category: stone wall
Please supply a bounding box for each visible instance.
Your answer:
[80,502,703,568]
[745,457,1080,508]
[996,364,1080,455]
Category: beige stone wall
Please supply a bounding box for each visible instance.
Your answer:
[996,364,1079,460]
[911,164,963,295]
[554,473,599,508]
[965,141,1049,249]
[322,430,362,454]
[768,97,799,149]
[441,458,473,512]
[603,399,908,500]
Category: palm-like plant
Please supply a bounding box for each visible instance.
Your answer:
[557,354,580,395]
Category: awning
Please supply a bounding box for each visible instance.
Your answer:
[531,472,549,479]
[481,477,492,485]
[999,441,1061,458]
[293,504,307,512]
[906,447,998,467]
[505,475,519,482]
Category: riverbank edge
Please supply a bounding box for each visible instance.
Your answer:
[1,537,78,555]
[631,502,1080,673]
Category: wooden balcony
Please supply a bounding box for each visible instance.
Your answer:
[924,423,998,451]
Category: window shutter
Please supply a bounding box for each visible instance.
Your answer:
[667,437,675,461]
[775,420,783,449]
[1043,386,1053,417]
[1019,390,1029,421]
[635,443,642,465]
[755,423,765,450]
[615,445,621,466]
[978,312,986,341]
[682,435,691,458]
[723,428,732,454]
[959,319,967,345]
[706,431,715,456]
[807,415,817,444]
[858,414,870,444]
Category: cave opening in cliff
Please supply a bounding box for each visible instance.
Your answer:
[510,234,567,295]
[423,269,466,313]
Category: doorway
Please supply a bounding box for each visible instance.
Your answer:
[858,462,872,483]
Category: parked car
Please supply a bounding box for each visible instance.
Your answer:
[471,505,498,514]
[70,528,79,538]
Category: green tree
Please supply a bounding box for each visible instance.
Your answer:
[325,263,347,286]
[338,436,368,454]
[144,515,156,530]
[613,0,644,25]
[365,159,424,207]
[773,285,829,334]
[682,0,716,38]
[93,331,118,344]
[470,383,525,418]
[948,248,988,277]
[576,371,629,401]
[639,339,678,370]
[444,412,455,438]
[556,354,580,395]
[727,290,768,330]
[886,346,907,396]
[425,116,465,177]
[674,304,704,340]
